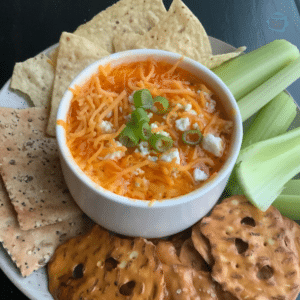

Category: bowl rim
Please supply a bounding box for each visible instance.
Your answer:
[56,49,243,208]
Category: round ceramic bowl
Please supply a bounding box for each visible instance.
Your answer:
[56,49,243,238]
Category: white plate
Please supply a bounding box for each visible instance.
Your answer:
[0,37,299,300]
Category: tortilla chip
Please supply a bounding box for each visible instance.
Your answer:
[113,32,141,53]
[0,178,92,277]
[10,53,55,108]
[113,0,245,69]
[74,0,167,53]
[0,107,83,230]
[46,32,110,136]
[207,46,247,69]
[113,0,212,65]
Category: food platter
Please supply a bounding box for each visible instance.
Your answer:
[0,37,299,300]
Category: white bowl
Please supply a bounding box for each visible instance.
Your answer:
[56,49,243,238]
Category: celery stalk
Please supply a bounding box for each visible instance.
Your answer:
[281,179,300,195]
[237,57,300,122]
[224,91,297,198]
[241,91,297,149]
[212,40,300,100]
[273,195,300,220]
[273,180,300,220]
[235,127,300,211]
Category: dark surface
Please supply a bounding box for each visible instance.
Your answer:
[0,0,300,299]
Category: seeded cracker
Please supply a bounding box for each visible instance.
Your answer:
[191,220,214,267]
[0,177,92,277]
[179,239,239,300]
[48,225,166,300]
[0,107,82,230]
[179,238,211,272]
[200,195,300,300]
[156,240,219,299]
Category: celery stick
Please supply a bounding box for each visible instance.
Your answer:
[281,179,300,195]
[223,167,244,198]
[273,180,300,219]
[213,40,300,100]
[241,91,297,149]
[238,57,300,122]
[235,127,300,211]
[273,195,300,220]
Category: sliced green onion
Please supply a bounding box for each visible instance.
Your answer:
[182,130,203,145]
[136,122,152,141]
[131,108,150,125]
[133,89,153,109]
[149,134,173,152]
[118,124,139,147]
[152,96,169,114]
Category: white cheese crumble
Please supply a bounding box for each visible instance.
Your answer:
[135,141,150,156]
[103,141,125,161]
[193,168,209,181]
[147,112,153,119]
[160,148,180,165]
[150,123,158,130]
[159,131,170,137]
[192,123,200,130]
[203,92,216,113]
[202,134,224,157]
[175,117,190,131]
[128,91,135,103]
[148,155,158,162]
[106,111,113,118]
[99,120,114,133]
[104,151,125,161]
[133,168,145,176]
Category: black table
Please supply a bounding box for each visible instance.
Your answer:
[1,0,300,298]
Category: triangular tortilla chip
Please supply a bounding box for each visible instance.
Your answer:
[114,0,212,65]
[46,32,109,136]
[207,46,247,69]
[74,0,167,53]
[0,177,92,277]
[10,53,55,108]
[113,0,245,69]
[0,107,83,230]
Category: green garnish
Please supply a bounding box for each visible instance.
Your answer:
[131,108,150,125]
[133,89,153,109]
[182,130,203,145]
[118,124,139,147]
[149,134,173,152]
[136,122,152,141]
[152,96,169,114]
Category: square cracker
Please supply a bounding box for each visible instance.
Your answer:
[0,107,83,230]
[10,53,55,108]
[0,178,92,277]
[73,0,167,53]
[46,32,110,136]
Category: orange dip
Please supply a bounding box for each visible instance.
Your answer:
[65,58,233,200]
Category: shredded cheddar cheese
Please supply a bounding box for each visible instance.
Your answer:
[65,59,233,201]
